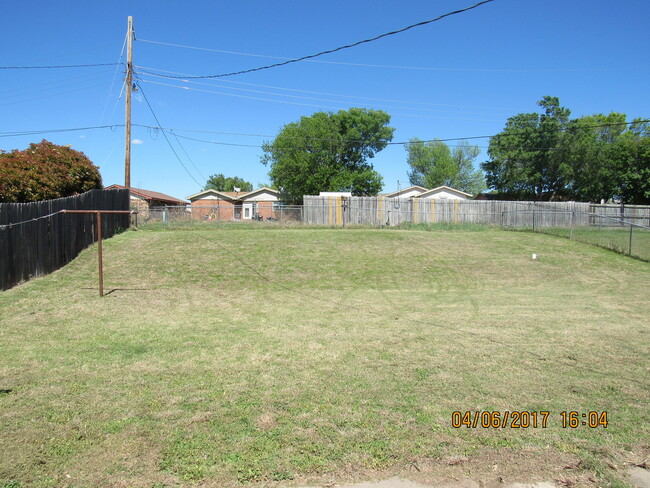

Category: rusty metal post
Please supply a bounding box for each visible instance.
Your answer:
[97,212,103,297]
[61,209,134,297]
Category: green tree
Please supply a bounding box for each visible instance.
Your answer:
[481,96,649,203]
[204,174,253,192]
[0,140,102,203]
[406,138,486,195]
[564,113,628,203]
[616,119,650,204]
[482,96,573,200]
[262,108,394,204]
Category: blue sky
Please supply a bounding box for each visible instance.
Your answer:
[2,0,648,201]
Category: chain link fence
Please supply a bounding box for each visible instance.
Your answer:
[502,209,650,262]
[135,204,304,229]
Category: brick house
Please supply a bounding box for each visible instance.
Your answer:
[105,184,187,219]
[187,187,281,221]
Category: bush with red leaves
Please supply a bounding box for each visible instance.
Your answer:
[0,140,102,202]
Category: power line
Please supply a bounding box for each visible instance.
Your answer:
[135,82,204,187]
[0,63,121,70]
[133,119,648,150]
[3,118,643,144]
[142,0,496,79]
[136,41,628,74]
[137,78,501,122]
[136,66,518,112]
[137,71,506,116]
[134,123,493,145]
[0,125,123,138]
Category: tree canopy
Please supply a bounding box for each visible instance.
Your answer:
[262,108,394,204]
[0,140,102,203]
[204,174,253,192]
[406,138,486,195]
[482,97,649,203]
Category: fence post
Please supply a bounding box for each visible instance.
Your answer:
[629,224,633,256]
[532,207,536,232]
[570,211,575,240]
[97,212,104,297]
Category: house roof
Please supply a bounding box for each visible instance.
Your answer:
[418,186,473,198]
[106,184,187,204]
[240,187,280,200]
[187,187,280,202]
[382,185,428,198]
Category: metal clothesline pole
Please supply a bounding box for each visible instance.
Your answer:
[62,210,134,297]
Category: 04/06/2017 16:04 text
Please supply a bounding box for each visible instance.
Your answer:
[451,411,608,429]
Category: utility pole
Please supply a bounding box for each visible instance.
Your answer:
[124,16,134,189]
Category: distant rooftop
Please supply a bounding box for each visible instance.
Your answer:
[106,184,187,204]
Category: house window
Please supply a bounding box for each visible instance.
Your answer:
[244,207,250,218]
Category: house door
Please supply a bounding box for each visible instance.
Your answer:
[243,203,255,220]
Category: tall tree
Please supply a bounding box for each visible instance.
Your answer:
[204,174,253,192]
[564,113,628,203]
[482,96,572,200]
[482,96,649,203]
[0,140,102,203]
[262,108,394,204]
[616,119,650,204]
[406,138,486,195]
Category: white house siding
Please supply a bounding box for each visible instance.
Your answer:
[241,190,279,202]
[394,190,424,198]
[418,189,469,200]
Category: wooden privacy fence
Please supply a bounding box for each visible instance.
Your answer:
[304,196,597,227]
[587,204,650,227]
[303,197,650,228]
[0,189,130,291]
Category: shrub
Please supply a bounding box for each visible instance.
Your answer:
[0,140,102,202]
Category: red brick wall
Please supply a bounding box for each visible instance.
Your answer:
[255,201,276,220]
[191,200,236,220]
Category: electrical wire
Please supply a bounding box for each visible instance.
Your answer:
[2,118,643,144]
[0,71,116,108]
[137,71,506,116]
[136,66,518,111]
[136,40,627,74]
[0,125,123,138]
[95,31,130,132]
[148,130,628,152]
[132,119,648,148]
[0,63,121,70]
[135,82,204,187]
[141,0,496,79]
[137,78,501,122]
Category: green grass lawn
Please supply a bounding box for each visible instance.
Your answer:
[1,226,648,487]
